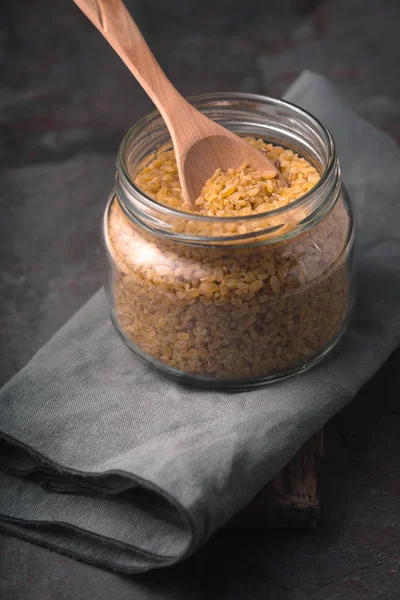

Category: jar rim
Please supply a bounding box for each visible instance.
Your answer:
[117,92,337,224]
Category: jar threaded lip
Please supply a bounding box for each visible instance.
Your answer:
[118,93,337,221]
[116,92,340,245]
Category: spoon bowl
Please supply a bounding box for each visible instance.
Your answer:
[178,129,287,206]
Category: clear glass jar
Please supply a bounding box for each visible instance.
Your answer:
[102,93,355,390]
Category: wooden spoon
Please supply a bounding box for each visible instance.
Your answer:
[72,0,287,208]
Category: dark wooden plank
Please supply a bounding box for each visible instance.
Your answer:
[231,430,323,528]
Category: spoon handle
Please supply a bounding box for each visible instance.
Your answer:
[72,0,187,121]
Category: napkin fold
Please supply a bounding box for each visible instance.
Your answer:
[1,72,400,573]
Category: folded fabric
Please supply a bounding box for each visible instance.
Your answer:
[1,71,399,573]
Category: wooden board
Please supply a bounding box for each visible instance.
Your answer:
[231,430,323,529]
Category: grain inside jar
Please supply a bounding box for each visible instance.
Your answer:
[107,138,351,380]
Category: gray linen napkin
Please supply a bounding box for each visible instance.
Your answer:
[1,72,399,573]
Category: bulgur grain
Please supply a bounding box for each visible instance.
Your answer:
[106,138,351,380]
[135,138,320,217]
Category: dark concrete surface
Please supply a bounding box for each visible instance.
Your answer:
[0,0,399,598]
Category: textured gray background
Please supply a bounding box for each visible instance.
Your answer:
[1,0,399,598]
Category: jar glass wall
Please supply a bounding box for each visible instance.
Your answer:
[102,93,355,390]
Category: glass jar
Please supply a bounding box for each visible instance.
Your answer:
[102,93,355,390]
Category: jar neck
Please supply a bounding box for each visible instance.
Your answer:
[115,93,341,247]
